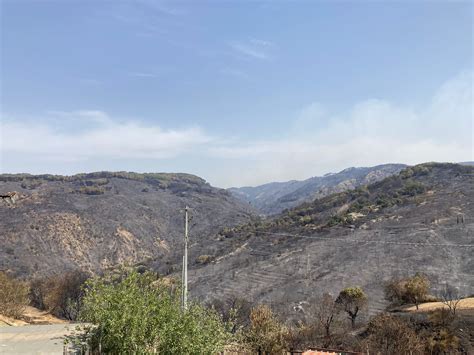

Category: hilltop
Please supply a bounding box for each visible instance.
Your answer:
[228,164,406,215]
[0,171,257,277]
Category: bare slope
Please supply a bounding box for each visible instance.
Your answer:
[228,164,406,215]
[189,163,474,316]
[0,172,257,277]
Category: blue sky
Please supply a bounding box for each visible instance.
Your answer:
[1,0,472,187]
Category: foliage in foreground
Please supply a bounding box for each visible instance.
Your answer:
[79,271,228,354]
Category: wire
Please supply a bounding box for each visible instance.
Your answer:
[253,230,474,248]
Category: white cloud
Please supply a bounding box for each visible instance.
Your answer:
[2,112,210,163]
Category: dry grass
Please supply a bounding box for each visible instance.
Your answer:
[402,297,474,312]
[0,306,66,327]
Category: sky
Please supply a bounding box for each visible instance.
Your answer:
[0,0,472,188]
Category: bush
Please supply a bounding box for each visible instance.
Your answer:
[79,271,228,354]
[209,296,252,334]
[385,274,430,310]
[83,178,109,186]
[29,271,89,320]
[365,313,425,354]
[196,254,214,265]
[244,304,287,353]
[0,272,30,318]
[401,181,426,197]
[425,328,459,354]
[78,186,105,195]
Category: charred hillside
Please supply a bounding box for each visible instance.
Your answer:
[228,164,406,215]
[188,163,474,316]
[0,172,257,277]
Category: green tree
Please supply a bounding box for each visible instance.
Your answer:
[335,286,368,328]
[80,271,227,354]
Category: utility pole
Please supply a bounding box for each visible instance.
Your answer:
[182,206,189,311]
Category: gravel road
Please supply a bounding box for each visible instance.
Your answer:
[0,324,84,354]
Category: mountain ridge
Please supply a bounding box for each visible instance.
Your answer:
[228,163,407,215]
[189,163,474,316]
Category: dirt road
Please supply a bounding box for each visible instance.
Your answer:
[0,323,83,354]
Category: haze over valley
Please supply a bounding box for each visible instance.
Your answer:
[1,1,473,353]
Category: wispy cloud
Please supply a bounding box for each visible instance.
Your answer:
[127,66,174,79]
[229,38,274,60]
[249,38,273,47]
[2,112,210,162]
[109,0,191,39]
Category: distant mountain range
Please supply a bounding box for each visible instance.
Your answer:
[228,164,407,215]
[192,163,474,315]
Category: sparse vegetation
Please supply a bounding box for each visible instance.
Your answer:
[335,286,368,328]
[30,271,89,320]
[244,304,288,353]
[439,283,463,316]
[313,293,345,348]
[196,254,214,265]
[365,313,425,355]
[385,274,430,309]
[0,272,30,318]
[209,296,252,334]
[76,186,106,195]
[0,171,206,189]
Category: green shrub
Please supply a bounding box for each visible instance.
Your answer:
[327,215,345,227]
[79,271,228,354]
[76,186,105,195]
[401,181,426,197]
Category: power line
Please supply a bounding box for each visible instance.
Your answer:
[254,230,474,248]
